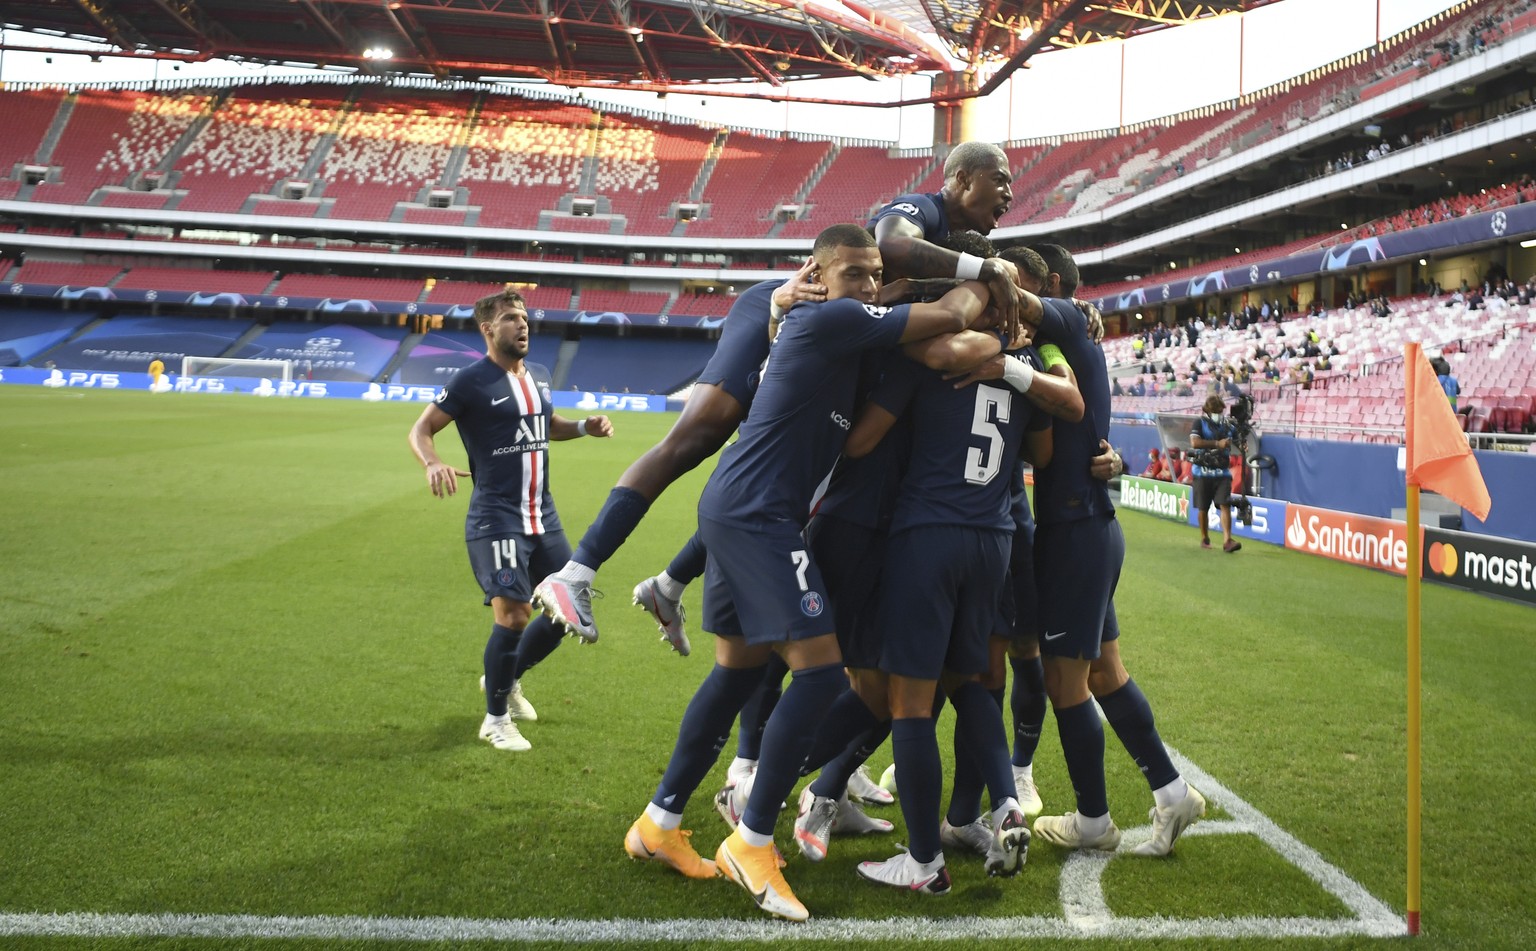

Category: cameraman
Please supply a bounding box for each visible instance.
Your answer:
[1190,395,1241,553]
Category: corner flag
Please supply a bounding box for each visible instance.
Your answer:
[1405,343,1490,520]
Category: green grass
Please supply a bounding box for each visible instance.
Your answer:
[1,386,1533,949]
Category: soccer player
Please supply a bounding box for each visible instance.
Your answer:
[871,141,1026,335]
[624,224,1001,922]
[1023,251,1206,858]
[408,289,612,753]
[533,263,824,646]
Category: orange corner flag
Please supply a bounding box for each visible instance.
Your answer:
[1405,343,1491,521]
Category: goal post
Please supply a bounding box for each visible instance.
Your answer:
[181,356,295,382]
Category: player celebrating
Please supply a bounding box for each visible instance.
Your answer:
[624,224,1001,923]
[408,289,612,753]
[1023,250,1206,857]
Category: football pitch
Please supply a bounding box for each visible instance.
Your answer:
[1,387,1531,950]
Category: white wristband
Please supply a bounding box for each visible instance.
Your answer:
[770,298,788,322]
[576,419,588,436]
[955,253,984,281]
[1002,354,1036,393]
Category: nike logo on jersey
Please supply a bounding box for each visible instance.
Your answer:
[1043,631,1069,642]
[491,396,511,406]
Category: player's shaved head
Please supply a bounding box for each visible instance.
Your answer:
[812,223,878,263]
[999,246,1048,290]
[1027,243,1080,297]
[943,141,1007,183]
[473,288,527,325]
[942,230,996,259]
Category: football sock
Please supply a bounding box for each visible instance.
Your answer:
[1076,810,1113,837]
[571,487,651,571]
[650,663,766,814]
[811,717,891,799]
[511,614,563,679]
[1152,776,1190,809]
[892,717,943,864]
[1097,678,1180,792]
[643,802,681,830]
[944,684,1004,825]
[949,681,1018,814]
[740,662,845,837]
[1054,697,1110,819]
[482,623,521,717]
[735,654,788,760]
[800,686,878,778]
[663,532,708,587]
[1009,654,1046,767]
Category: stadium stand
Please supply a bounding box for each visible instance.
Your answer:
[459,98,591,230]
[31,315,254,370]
[0,88,66,174]
[689,135,833,237]
[173,85,349,214]
[232,321,408,381]
[592,114,716,235]
[114,267,276,295]
[667,293,737,319]
[0,310,95,365]
[574,290,671,315]
[270,274,426,302]
[423,280,512,306]
[319,89,468,221]
[31,89,211,205]
[392,328,561,386]
[12,261,123,287]
[563,335,717,394]
[778,146,929,237]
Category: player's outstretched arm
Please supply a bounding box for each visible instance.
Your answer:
[551,414,613,441]
[876,215,1028,342]
[409,403,471,498]
[902,329,1003,372]
[898,280,996,343]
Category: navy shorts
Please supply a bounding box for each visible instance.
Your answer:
[993,519,1039,640]
[695,312,771,409]
[1034,515,1124,660]
[466,530,572,605]
[877,525,1010,680]
[805,513,886,669]
[698,515,835,646]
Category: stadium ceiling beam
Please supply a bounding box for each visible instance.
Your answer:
[382,0,449,80]
[683,0,783,85]
[68,0,152,52]
[140,0,240,49]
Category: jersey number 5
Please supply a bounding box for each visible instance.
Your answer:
[966,384,1012,486]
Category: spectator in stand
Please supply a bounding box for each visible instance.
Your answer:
[1316,351,1333,373]
[1432,356,1463,413]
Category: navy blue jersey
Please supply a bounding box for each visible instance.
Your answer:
[872,353,1049,535]
[698,297,911,528]
[694,279,782,408]
[815,350,910,530]
[435,358,562,539]
[868,192,950,243]
[1031,299,1114,527]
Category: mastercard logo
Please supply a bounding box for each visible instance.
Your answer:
[1426,541,1459,577]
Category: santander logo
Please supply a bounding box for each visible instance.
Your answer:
[1284,504,1418,576]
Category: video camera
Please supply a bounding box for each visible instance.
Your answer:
[1193,395,1257,526]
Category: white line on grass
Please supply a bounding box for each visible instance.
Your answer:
[0,745,1404,943]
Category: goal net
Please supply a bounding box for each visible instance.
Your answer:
[181,356,294,382]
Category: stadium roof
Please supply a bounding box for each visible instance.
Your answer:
[0,0,1278,96]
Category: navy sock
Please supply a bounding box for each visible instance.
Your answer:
[741,663,845,835]
[945,684,1005,825]
[1054,698,1109,818]
[483,623,521,717]
[572,486,651,570]
[665,532,708,585]
[799,686,874,777]
[651,664,765,813]
[1098,679,1180,791]
[892,717,943,864]
[950,681,1017,814]
[1010,655,1046,767]
[736,653,788,760]
[512,614,563,679]
[811,717,890,798]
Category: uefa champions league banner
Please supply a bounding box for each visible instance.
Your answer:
[3,281,729,329]
[1093,202,1536,312]
[232,322,407,382]
[0,366,668,411]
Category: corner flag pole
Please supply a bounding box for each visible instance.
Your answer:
[1403,342,1423,936]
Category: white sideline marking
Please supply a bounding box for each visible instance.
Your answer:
[0,745,1403,943]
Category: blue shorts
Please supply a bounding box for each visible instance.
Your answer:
[877,525,1010,680]
[805,513,886,669]
[466,530,572,605]
[695,312,771,409]
[1034,515,1124,659]
[698,516,834,646]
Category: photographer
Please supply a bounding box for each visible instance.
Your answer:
[1190,395,1241,553]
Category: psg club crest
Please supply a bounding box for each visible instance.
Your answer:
[496,568,516,587]
[800,591,824,617]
